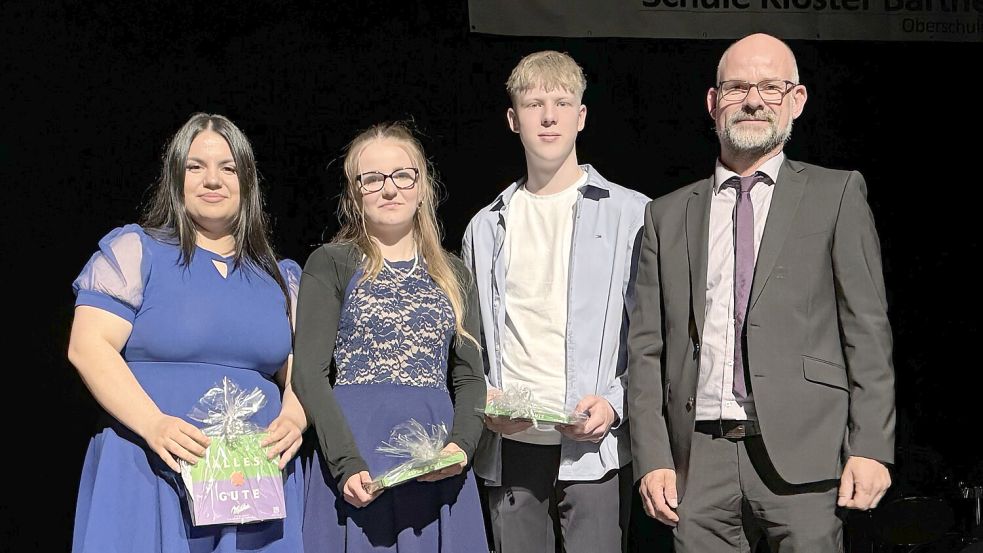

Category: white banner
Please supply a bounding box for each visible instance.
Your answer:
[468,0,983,41]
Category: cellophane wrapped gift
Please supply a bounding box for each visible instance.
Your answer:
[179,377,285,526]
[363,419,467,494]
[479,385,589,427]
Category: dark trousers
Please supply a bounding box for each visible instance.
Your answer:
[675,431,844,553]
[487,439,631,553]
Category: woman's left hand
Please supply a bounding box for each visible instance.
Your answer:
[416,442,468,483]
[261,415,303,469]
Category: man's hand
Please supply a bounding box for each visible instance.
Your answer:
[484,415,534,435]
[484,387,534,435]
[838,456,891,510]
[556,395,616,443]
[639,468,680,526]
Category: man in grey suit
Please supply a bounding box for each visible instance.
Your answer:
[628,33,895,552]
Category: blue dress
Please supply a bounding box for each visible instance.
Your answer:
[303,259,487,552]
[71,225,305,553]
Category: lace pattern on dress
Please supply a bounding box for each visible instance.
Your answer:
[334,262,454,390]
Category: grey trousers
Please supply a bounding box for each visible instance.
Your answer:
[487,439,631,553]
[675,431,844,553]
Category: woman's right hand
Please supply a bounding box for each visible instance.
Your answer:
[343,471,379,508]
[142,413,211,472]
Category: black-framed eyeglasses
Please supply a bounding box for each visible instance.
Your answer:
[716,80,798,104]
[356,167,420,193]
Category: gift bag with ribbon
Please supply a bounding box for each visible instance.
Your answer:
[480,385,589,428]
[363,419,466,494]
[179,377,286,526]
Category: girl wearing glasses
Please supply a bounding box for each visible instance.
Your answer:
[292,122,487,551]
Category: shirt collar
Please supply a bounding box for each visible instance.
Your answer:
[491,164,610,211]
[713,151,785,194]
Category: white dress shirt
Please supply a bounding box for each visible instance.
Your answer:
[695,152,785,421]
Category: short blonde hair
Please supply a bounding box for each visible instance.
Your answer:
[506,50,586,101]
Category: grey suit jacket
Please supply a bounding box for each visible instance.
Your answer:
[627,158,895,498]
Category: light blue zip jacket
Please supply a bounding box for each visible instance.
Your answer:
[461,165,650,485]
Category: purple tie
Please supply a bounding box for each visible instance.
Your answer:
[724,172,768,400]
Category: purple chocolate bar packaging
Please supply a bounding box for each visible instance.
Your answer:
[179,377,286,526]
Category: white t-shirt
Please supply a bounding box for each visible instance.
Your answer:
[500,172,586,445]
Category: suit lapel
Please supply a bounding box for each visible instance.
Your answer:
[686,179,713,340]
[749,160,806,311]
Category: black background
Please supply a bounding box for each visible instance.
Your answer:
[3,1,980,551]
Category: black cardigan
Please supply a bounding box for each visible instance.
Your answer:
[291,243,486,492]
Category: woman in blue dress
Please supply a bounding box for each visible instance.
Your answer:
[292,122,488,552]
[68,113,307,552]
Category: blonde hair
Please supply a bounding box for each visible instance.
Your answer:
[333,122,478,348]
[506,50,587,102]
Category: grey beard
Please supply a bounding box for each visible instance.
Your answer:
[719,111,794,156]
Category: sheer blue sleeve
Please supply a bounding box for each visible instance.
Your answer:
[72,224,149,323]
[279,258,302,326]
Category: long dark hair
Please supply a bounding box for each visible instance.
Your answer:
[141,113,289,311]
